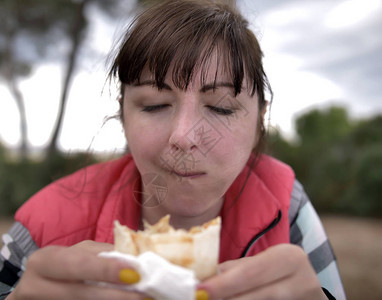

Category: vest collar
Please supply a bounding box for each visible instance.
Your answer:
[219,154,283,261]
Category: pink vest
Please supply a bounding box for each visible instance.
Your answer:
[15,154,294,263]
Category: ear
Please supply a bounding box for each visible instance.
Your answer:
[252,100,269,153]
[118,95,125,124]
[261,100,269,120]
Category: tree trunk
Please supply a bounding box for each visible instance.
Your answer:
[3,13,28,159]
[47,0,90,156]
[8,76,28,159]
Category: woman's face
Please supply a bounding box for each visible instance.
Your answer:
[122,58,260,223]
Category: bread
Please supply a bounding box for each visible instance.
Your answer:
[114,215,221,280]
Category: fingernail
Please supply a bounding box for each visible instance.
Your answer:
[119,268,140,284]
[195,289,209,300]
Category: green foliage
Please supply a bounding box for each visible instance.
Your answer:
[267,106,382,217]
[342,144,382,216]
[0,151,98,216]
[296,106,352,145]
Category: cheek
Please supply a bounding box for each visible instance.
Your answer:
[124,124,164,175]
[125,123,164,153]
[219,133,255,167]
[218,116,258,155]
[123,114,173,171]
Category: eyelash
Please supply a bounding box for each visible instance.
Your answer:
[141,104,234,116]
[141,104,169,112]
[207,106,234,116]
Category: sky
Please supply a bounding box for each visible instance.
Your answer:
[0,0,381,154]
[241,0,382,136]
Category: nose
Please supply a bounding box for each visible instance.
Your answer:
[168,102,200,153]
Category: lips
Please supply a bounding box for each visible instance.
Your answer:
[172,170,206,178]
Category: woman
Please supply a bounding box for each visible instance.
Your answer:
[0,0,345,299]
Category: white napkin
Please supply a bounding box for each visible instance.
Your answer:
[98,251,199,300]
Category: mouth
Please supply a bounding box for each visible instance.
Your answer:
[171,170,206,179]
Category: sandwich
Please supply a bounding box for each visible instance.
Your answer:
[114,215,221,280]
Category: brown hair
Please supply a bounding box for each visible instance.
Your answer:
[109,0,272,154]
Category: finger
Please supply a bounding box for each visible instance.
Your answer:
[229,273,324,300]
[67,281,147,300]
[217,259,240,273]
[223,277,292,300]
[199,244,304,299]
[71,240,114,254]
[14,274,146,300]
[27,246,135,285]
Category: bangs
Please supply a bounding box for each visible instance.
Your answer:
[110,0,268,99]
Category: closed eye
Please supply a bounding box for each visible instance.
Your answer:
[142,104,169,112]
[207,106,234,116]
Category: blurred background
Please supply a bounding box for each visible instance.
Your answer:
[0,0,381,298]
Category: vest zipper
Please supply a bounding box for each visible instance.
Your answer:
[240,210,282,257]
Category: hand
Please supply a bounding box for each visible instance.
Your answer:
[8,240,146,300]
[197,244,327,300]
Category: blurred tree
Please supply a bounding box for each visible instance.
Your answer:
[0,0,88,158]
[295,106,352,146]
[279,106,353,191]
[46,0,90,156]
[0,151,98,216]
[0,0,133,159]
[350,115,382,147]
[344,144,382,216]
[340,116,382,216]
[268,107,382,217]
[47,0,134,156]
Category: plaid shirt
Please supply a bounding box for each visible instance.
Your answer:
[0,180,346,299]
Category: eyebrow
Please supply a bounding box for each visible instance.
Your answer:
[133,80,235,93]
[199,82,235,93]
[133,80,172,90]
